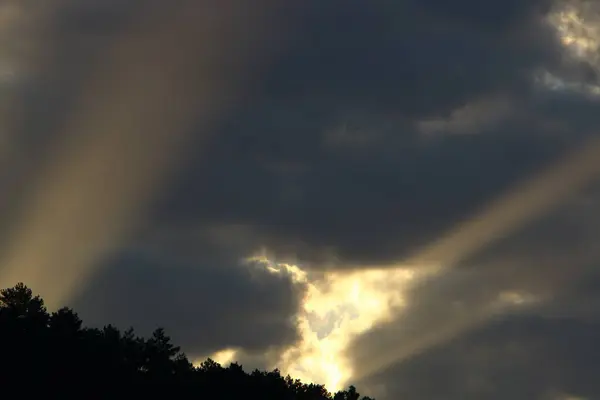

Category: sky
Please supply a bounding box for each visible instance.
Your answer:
[1,0,600,398]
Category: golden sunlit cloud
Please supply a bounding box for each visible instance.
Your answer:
[239,254,546,392]
[204,348,239,367]
[550,0,599,63]
[541,0,600,96]
[244,255,415,392]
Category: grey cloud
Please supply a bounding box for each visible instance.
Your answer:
[413,0,552,28]
[357,313,600,400]
[260,0,558,117]
[347,194,600,398]
[53,0,144,35]
[155,102,595,267]
[71,250,305,359]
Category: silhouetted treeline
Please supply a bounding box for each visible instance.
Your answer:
[0,283,374,399]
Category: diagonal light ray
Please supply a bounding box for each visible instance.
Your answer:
[405,133,600,277]
[0,0,283,309]
[351,132,600,382]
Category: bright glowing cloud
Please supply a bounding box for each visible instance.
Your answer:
[550,1,599,62]
[209,348,239,367]
[241,255,543,393]
[542,0,600,96]
[244,255,415,392]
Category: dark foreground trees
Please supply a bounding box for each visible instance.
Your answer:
[0,283,374,399]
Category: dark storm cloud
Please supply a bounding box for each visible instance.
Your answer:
[261,0,557,116]
[156,98,600,267]
[71,250,304,358]
[150,0,600,267]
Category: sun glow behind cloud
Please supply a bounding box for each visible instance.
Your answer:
[550,1,599,62]
[211,348,238,366]
[238,255,416,392]
[541,0,600,96]
[232,256,542,393]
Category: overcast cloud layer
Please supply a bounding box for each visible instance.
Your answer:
[2,0,600,398]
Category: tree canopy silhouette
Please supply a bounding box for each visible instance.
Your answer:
[0,282,374,399]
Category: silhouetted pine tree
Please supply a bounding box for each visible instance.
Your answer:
[0,283,375,400]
